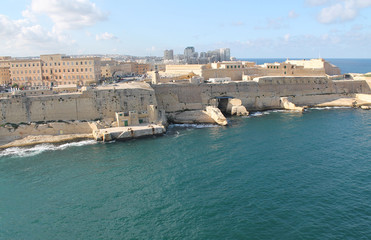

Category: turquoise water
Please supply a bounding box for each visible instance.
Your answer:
[1,108,370,239]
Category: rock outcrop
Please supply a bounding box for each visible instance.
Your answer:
[169,110,215,124]
[227,99,249,116]
[280,97,304,112]
[205,106,228,126]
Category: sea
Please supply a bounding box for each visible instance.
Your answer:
[241,58,371,74]
[1,59,371,239]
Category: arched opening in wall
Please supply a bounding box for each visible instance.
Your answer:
[215,96,234,115]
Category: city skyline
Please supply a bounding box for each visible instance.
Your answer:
[1,0,371,58]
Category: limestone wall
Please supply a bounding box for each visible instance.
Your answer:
[0,83,157,124]
[153,77,371,112]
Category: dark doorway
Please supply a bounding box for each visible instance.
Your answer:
[217,98,229,114]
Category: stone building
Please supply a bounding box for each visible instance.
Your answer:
[0,56,11,86]
[8,54,101,88]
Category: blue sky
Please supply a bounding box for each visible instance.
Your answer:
[1,0,371,58]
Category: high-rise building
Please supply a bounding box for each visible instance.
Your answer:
[184,47,195,59]
[164,49,174,60]
[219,48,231,62]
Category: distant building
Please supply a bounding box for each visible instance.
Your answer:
[219,48,231,62]
[285,58,341,75]
[0,57,11,86]
[164,49,174,60]
[184,47,195,59]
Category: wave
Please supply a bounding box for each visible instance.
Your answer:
[169,123,220,128]
[249,111,271,117]
[0,140,96,158]
[309,106,352,110]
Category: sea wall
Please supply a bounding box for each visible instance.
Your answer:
[1,77,370,125]
[153,77,371,112]
[0,83,157,124]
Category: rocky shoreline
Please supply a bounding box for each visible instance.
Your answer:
[1,93,371,150]
[0,134,94,149]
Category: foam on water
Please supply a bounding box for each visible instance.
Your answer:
[169,123,220,128]
[309,106,352,110]
[0,140,96,158]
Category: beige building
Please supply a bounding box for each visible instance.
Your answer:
[285,58,340,76]
[0,56,11,86]
[8,54,101,89]
[101,61,156,79]
[160,59,341,83]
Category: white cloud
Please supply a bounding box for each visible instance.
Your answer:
[0,14,74,56]
[306,0,331,6]
[231,21,245,26]
[96,32,117,41]
[29,0,107,32]
[316,0,371,23]
[284,33,291,41]
[288,10,299,18]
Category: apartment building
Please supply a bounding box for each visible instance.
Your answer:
[7,54,101,88]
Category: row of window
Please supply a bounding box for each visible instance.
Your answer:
[12,68,93,75]
[13,75,94,81]
[267,66,280,69]
[12,63,40,68]
[226,65,244,69]
[11,61,94,68]
[13,70,40,74]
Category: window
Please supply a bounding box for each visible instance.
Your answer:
[76,62,78,65]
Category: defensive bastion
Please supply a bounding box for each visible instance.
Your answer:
[1,77,371,146]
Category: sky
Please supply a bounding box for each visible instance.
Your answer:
[1,0,371,58]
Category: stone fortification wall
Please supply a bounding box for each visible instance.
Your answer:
[153,77,371,112]
[0,83,157,124]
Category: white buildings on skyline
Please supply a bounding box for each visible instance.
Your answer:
[164,46,231,64]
